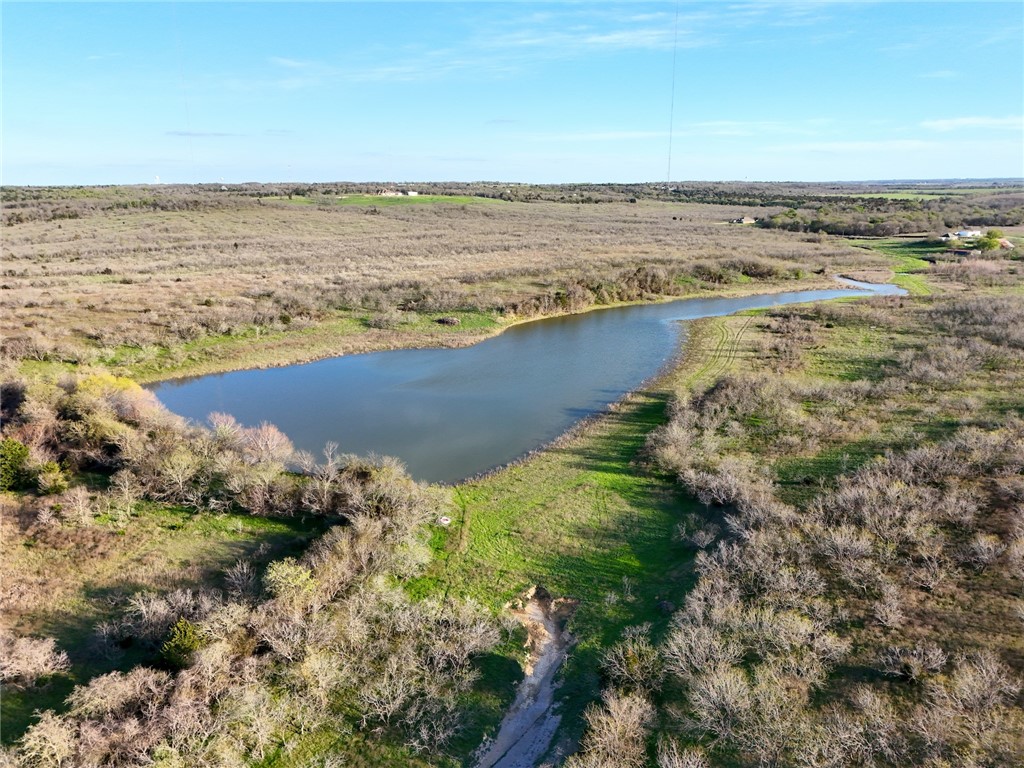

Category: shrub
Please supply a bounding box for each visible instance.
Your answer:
[601,625,664,693]
[0,630,70,687]
[0,437,30,490]
[160,617,207,669]
[35,461,68,495]
[16,712,75,768]
[565,690,654,768]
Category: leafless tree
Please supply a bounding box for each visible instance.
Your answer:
[0,630,69,687]
[565,690,654,768]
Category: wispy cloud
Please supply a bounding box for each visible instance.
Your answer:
[268,57,312,69]
[921,116,1023,132]
[216,5,837,91]
[771,139,938,153]
[530,130,667,142]
[483,25,690,54]
[687,119,831,138]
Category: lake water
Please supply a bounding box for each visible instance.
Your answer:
[151,280,903,484]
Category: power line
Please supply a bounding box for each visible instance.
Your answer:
[170,2,197,182]
[666,0,680,183]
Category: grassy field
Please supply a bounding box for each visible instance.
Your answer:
[844,236,946,295]
[2,184,1022,765]
[404,238,1023,760]
[391,315,770,754]
[1,185,890,376]
[0,500,327,742]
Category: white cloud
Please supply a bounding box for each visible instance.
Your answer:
[269,57,313,69]
[921,116,1023,132]
[771,139,938,153]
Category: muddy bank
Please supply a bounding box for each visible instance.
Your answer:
[475,587,578,768]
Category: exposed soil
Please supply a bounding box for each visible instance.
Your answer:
[475,586,578,768]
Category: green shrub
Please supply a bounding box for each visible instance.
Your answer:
[35,462,69,495]
[160,618,206,669]
[0,438,30,491]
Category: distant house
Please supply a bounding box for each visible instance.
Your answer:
[942,230,983,241]
[730,217,756,225]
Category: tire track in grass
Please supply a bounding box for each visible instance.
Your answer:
[679,315,753,392]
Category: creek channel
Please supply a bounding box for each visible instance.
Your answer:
[150,279,903,484]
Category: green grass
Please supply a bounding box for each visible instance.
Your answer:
[406,389,700,753]
[17,359,78,379]
[844,237,936,266]
[258,728,455,768]
[362,309,502,334]
[892,271,932,295]
[843,237,942,296]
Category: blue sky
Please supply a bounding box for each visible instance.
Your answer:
[3,1,1022,184]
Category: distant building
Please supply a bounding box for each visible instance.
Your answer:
[941,230,983,241]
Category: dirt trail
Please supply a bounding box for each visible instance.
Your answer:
[474,587,578,768]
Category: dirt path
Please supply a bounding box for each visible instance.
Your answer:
[474,587,577,768]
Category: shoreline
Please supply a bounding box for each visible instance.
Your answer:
[448,275,902,487]
[134,274,856,385]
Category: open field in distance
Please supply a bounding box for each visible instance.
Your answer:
[2,184,909,375]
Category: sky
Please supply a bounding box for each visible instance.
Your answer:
[2,1,1022,185]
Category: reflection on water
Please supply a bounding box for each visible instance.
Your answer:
[151,281,903,483]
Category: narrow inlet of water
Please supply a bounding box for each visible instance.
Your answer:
[150,280,904,483]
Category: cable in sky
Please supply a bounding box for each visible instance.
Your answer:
[170,1,197,182]
[666,0,680,183]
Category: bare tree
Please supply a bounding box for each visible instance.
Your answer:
[565,690,654,768]
[0,630,70,687]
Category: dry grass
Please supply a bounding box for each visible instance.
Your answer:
[1,187,885,370]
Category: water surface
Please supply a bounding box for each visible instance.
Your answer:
[152,280,902,483]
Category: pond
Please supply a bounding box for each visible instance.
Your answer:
[150,280,904,484]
